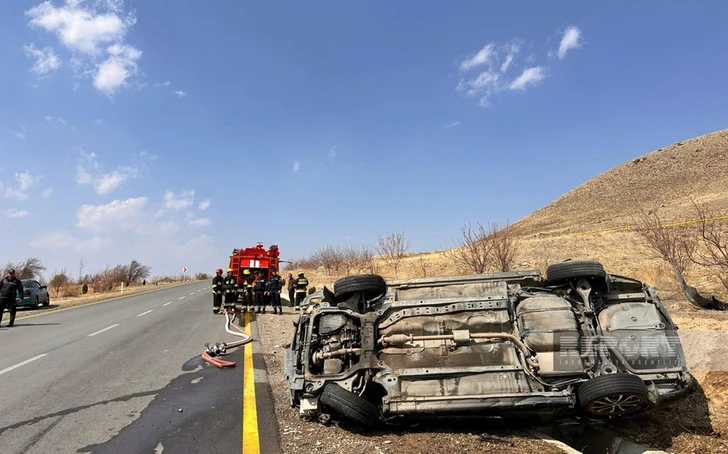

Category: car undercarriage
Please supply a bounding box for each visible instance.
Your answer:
[284,261,696,429]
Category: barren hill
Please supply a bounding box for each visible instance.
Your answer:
[510,128,728,238]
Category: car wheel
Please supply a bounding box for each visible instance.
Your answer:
[546,260,606,282]
[333,274,387,301]
[34,296,40,309]
[43,294,50,307]
[578,373,652,418]
[319,383,381,429]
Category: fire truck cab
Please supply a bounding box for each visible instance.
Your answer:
[228,243,280,287]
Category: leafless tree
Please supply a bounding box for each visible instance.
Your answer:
[492,221,519,272]
[77,257,85,284]
[445,222,498,274]
[122,259,152,286]
[49,269,70,297]
[417,257,428,277]
[1,257,46,280]
[341,244,362,276]
[688,201,728,292]
[359,245,376,273]
[376,232,411,278]
[633,208,727,310]
[312,245,342,275]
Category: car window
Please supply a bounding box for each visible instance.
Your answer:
[22,280,35,289]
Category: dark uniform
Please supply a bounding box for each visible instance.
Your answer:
[267,272,283,315]
[254,274,268,313]
[0,270,23,327]
[294,272,309,309]
[223,271,238,312]
[242,272,255,312]
[211,270,224,314]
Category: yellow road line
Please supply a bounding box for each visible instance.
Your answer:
[242,312,260,454]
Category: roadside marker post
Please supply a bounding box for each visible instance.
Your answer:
[183,267,187,282]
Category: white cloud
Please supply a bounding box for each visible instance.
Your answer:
[456,38,554,106]
[29,230,112,252]
[163,190,195,211]
[25,0,142,95]
[188,217,211,228]
[77,196,148,231]
[198,199,211,211]
[23,43,61,76]
[94,118,104,125]
[174,90,186,98]
[75,151,139,194]
[509,66,548,90]
[5,208,30,219]
[459,44,495,72]
[3,171,41,200]
[45,115,76,131]
[42,188,53,198]
[15,132,26,140]
[93,44,142,95]
[328,146,336,159]
[558,26,583,59]
[293,160,300,173]
[444,121,460,129]
[25,0,136,55]
[15,123,28,139]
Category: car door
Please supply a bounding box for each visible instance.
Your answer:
[35,280,49,304]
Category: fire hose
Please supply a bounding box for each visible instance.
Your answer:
[201,311,253,368]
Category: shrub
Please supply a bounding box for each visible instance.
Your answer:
[82,283,89,294]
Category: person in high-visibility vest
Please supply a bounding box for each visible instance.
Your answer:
[294,270,308,310]
[223,268,238,313]
[211,268,224,314]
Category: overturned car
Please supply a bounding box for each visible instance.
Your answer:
[284,261,696,428]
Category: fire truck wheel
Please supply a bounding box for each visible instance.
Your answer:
[333,274,387,301]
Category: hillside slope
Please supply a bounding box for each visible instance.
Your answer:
[510,128,728,238]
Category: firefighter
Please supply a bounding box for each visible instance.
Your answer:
[294,270,309,310]
[223,268,238,313]
[253,272,268,313]
[267,270,283,315]
[242,269,255,312]
[211,268,224,314]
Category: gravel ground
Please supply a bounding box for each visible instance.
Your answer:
[255,306,563,454]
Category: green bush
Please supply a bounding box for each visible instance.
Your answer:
[82,283,88,294]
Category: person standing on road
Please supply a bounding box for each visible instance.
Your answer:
[0,269,24,327]
[267,271,283,315]
[242,269,255,312]
[294,270,309,310]
[287,272,296,309]
[211,268,224,314]
[253,272,268,313]
[223,268,238,313]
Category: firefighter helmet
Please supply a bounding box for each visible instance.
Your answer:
[216,268,222,273]
[298,270,304,275]
[243,269,251,275]
[227,268,233,272]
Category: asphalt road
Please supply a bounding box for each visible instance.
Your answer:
[0,281,280,454]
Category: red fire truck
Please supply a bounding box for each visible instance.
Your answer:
[228,243,281,286]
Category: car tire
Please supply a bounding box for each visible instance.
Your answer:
[319,383,381,429]
[333,274,387,300]
[578,373,652,418]
[34,296,40,309]
[43,295,50,307]
[546,260,607,284]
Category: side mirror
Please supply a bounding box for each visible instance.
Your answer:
[39,285,47,290]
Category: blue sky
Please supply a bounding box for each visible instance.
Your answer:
[1,1,728,279]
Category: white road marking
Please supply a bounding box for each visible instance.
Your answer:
[189,292,195,296]
[137,310,153,317]
[88,324,120,337]
[163,301,174,306]
[0,354,47,376]
[178,296,185,300]
[191,377,204,384]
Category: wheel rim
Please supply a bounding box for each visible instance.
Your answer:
[588,394,646,415]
